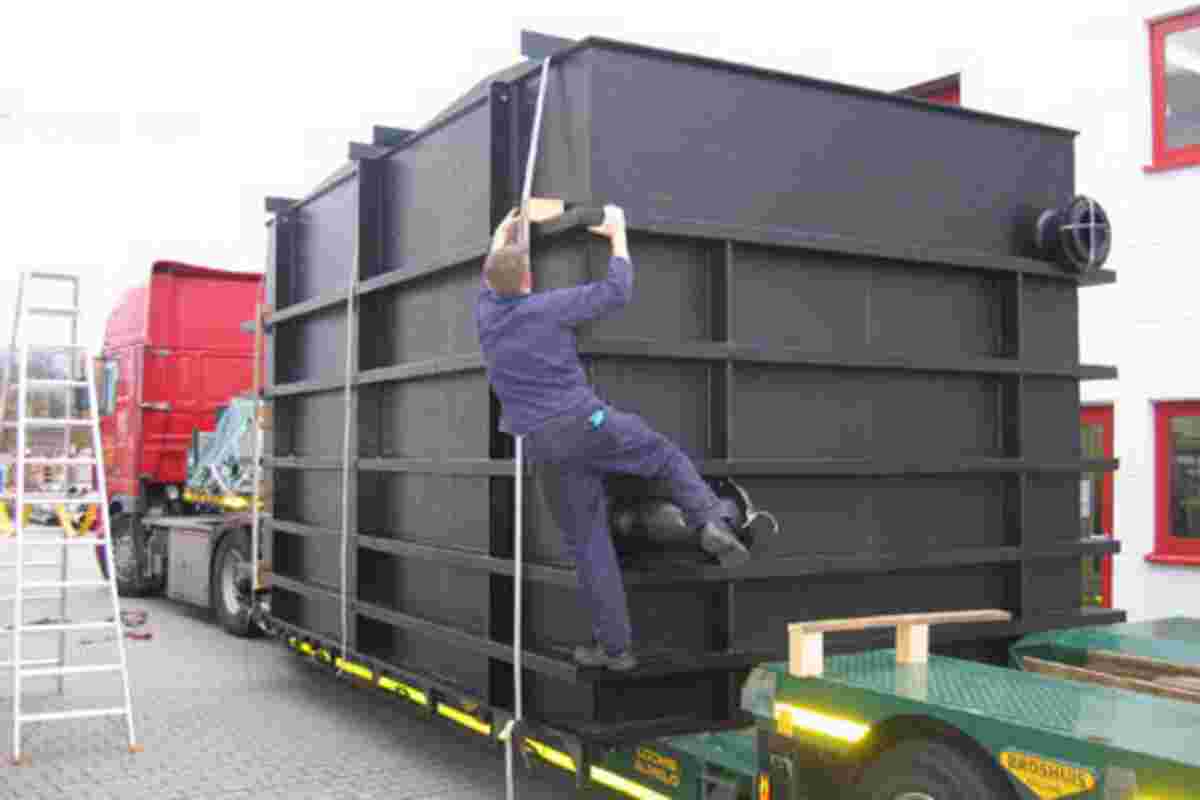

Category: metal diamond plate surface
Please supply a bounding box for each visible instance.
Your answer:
[765,647,1200,768]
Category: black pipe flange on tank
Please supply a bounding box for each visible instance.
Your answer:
[1034,195,1112,273]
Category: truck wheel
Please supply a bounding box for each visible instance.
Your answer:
[856,739,1015,800]
[211,530,261,638]
[107,513,163,597]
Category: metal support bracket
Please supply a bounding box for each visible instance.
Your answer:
[372,126,412,146]
[520,30,575,60]
[347,142,388,162]
[264,197,296,214]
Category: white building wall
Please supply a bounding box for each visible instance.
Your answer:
[864,3,1200,621]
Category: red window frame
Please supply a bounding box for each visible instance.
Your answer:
[1145,8,1200,173]
[1149,400,1200,565]
[1081,405,1115,607]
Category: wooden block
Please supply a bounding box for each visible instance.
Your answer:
[524,197,565,223]
[789,630,825,678]
[896,623,930,664]
[128,743,144,754]
[257,405,273,431]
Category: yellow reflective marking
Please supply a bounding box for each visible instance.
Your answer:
[183,489,260,511]
[525,739,576,772]
[592,766,671,800]
[335,658,373,681]
[378,676,429,706]
[298,642,314,655]
[523,740,669,800]
[437,704,491,735]
[774,703,870,743]
[1000,751,1096,799]
[54,505,78,536]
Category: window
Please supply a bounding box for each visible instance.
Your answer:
[98,359,119,416]
[1150,401,1200,564]
[1147,8,1200,172]
[1080,405,1114,607]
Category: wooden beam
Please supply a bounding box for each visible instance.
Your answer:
[1021,655,1200,705]
[789,609,1011,636]
[786,609,1011,679]
[1086,648,1200,683]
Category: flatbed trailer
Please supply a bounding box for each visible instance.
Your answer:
[265,609,1200,799]
[241,28,1140,800]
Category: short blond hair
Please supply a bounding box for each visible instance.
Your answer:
[484,243,530,296]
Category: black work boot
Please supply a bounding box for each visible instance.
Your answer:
[699,519,751,569]
[574,642,638,672]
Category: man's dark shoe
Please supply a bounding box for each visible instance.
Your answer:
[699,520,751,569]
[574,643,638,672]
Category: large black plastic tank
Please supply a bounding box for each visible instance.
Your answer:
[260,34,1120,744]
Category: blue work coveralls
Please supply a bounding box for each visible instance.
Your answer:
[475,255,734,657]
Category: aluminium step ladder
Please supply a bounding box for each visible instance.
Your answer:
[0,270,139,764]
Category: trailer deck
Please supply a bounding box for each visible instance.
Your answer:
[746,617,1200,798]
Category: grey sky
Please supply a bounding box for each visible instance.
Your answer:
[0,1,1091,349]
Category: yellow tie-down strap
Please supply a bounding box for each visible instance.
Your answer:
[56,503,99,537]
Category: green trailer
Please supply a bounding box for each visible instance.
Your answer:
[280,611,1200,799]
[737,612,1200,799]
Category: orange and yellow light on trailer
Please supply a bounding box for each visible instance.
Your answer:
[758,773,771,800]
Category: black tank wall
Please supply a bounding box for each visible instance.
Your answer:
[261,38,1118,738]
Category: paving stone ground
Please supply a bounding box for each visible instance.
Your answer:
[0,550,570,799]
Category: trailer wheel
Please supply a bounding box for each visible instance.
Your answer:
[211,530,261,638]
[855,738,1015,800]
[107,513,163,597]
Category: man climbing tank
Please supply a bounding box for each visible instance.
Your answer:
[475,205,777,671]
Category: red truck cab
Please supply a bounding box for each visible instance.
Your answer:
[99,261,263,524]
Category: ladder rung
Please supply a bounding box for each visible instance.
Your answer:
[2,418,94,428]
[0,594,70,601]
[6,537,103,546]
[0,494,104,504]
[0,561,63,568]
[0,527,99,536]
[0,457,98,465]
[0,658,62,670]
[19,707,127,723]
[13,620,118,634]
[22,663,122,678]
[25,379,90,388]
[21,580,108,590]
[28,271,80,283]
[13,343,89,352]
[25,306,79,317]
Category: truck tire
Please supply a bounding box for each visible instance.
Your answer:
[855,739,1015,800]
[107,513,164,597]
[211,529,261,638]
